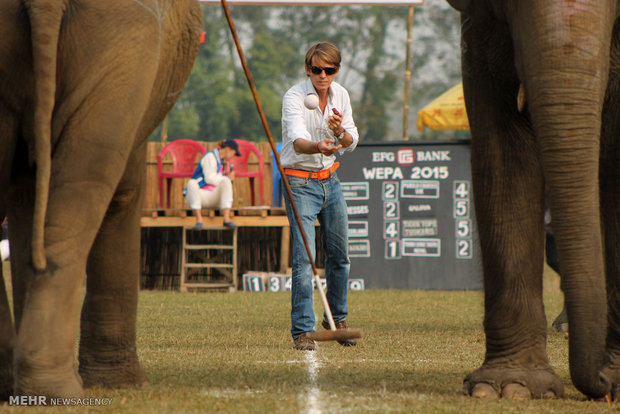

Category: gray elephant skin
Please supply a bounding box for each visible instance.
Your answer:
[449,0,620,401]
[0,0,201,398]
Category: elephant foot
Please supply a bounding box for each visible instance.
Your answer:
[599,360,620,401]
[463,365,564,399]
[14,363,83,398]
[79,357,147,389]
[552,307,569,334]
[0,347,13,401]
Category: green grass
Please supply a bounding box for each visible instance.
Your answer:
[1,261,616,413]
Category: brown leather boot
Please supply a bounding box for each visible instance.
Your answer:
[294,332,317,351]
[322,319,357,347]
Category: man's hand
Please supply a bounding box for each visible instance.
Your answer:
[328,109,344,136]
[317,138,342,155]
[294,138,341,155]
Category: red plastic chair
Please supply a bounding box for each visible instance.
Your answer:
[157,139,207,208]
[230,139,265,206]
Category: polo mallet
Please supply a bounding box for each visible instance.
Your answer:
[221,0,361,343]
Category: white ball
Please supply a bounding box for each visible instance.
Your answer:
[304,93,319,110]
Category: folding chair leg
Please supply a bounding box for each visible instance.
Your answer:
[249,177,255,206]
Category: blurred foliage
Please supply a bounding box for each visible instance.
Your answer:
[151,1,465,143]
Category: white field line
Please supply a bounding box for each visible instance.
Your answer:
[253,358,462,365]
[305,351,321,414]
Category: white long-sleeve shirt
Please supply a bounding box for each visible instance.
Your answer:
[281,78,359,171]
[187,148,226,190]
[184,148,233,210]
[199,149,225,187]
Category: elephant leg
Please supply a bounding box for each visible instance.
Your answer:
[464,101,561,399]
[78,142,147,389]
[8,172,85,397]
[460,22,562,400]
[599,21,620,401]
[546,232,568,334]
[0,111,17,400]
[6,127,85,396]
[10,58,160,397]
[551,307,568,334]
[0,227,14,401]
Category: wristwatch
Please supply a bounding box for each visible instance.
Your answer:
[336,129,345,141]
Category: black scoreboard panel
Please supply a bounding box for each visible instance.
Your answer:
[337,141,482,290]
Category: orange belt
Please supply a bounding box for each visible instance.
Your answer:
[284,162,340,180]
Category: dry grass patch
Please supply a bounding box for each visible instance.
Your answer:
[0,263,616,413]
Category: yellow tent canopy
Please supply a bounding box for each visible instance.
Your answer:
[416,83,469,131]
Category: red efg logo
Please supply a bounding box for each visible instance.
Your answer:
[397,148,415,166]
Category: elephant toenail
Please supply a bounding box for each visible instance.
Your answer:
[502,383,531,400]
[472,383,499,399]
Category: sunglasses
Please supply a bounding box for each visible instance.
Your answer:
[309,65,338,75]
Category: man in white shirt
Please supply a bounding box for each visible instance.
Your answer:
[281,42,359,351]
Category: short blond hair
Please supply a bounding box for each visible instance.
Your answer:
[305,42,341,68]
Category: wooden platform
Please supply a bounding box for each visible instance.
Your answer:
[141,206,289,228]
[140,206,304,291]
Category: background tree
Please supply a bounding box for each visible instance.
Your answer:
[152,1,465,143]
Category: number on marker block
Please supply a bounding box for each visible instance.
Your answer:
[268,276,281,292]
[382,182,399,200]
[454,181,470,199]
[454,199,469,218]
[348,279,365,290]
[385,239,401,259]
[384,221,399,239]
[456,239,472,259]
[456,219,471,238]
[243,274,265,292]
[268,275,292,292]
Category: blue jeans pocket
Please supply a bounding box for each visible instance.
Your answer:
[286,176,310,188]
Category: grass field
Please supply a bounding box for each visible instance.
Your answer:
[1,262,617,413]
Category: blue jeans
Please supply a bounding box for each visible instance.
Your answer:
[283,172,350,338]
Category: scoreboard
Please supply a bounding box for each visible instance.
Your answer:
[337,141,482,290]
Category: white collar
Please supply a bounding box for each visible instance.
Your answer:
[304,78,333,99]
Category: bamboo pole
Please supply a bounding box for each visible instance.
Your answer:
[402,5,415,140]
[160,116,168,143]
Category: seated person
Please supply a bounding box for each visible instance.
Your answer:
[184,139,241,228]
